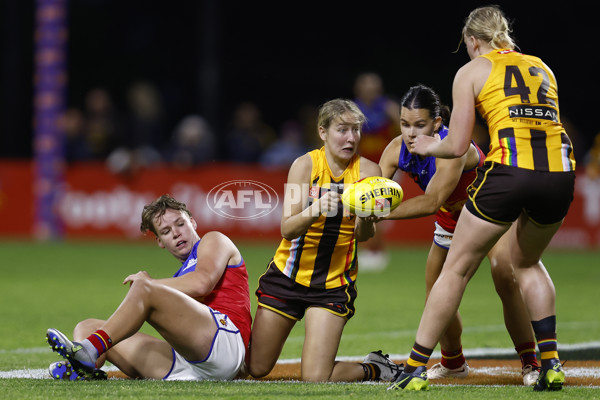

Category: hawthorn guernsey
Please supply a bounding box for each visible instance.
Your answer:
[342,176,403,217]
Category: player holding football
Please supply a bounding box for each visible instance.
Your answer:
[389,5,575,391]
[379,84,540,386]
[46,194,252,381]
[248,98,403,382]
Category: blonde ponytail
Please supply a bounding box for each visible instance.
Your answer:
[462,5,516,50]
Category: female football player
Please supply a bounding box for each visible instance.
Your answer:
[379,84,539,385]
[47,195,251,381]
[390,5,575,391]
[248,98,402,382]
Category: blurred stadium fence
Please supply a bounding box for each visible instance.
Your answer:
[0,160,598,248]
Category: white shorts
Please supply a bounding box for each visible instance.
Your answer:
[163,309,245,381]
[433,221,454,250]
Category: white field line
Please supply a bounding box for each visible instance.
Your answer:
[2,365,599,382]
[2,366,600,383]
[2,341,600,380]
[0,364,120,379]
[6,340,600,365]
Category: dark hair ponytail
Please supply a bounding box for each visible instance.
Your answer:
[439,104,450,126]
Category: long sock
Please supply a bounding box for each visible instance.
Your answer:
[515,341,538,368]
[361,363,380,381]
[404,342,433,373]
[440,346,466,369]
[532,316,559,369]
[83,329,113,358]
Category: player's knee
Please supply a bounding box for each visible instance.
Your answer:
[248,361,272,379]
[73,318,104,340]
[491,265,519,298]
[490,254,516,282]
[128,278,154,297]
[247,348,277,378]
[300,362,333,382]
[301,370,331,382]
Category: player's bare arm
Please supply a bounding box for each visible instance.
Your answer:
[378,137,402,180]
[383,156,462,220]
[280,154,322,240]
[412,64,479,159]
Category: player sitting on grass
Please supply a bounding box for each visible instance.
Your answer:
[46,194,252,381]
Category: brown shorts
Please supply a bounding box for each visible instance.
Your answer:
[255,260,357,321]
[466,162,575,225]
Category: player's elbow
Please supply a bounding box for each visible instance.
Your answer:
[281,230,298,241]
[188,287,210,299]
[281,224,305,241]
[451,142,470,158]
[420,197,442,216]
[423,202,440,216]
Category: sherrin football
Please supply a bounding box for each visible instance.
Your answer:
[342,176,403,217]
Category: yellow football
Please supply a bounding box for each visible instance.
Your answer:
[342,176,403,216]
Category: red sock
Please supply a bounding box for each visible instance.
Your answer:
[86,330,113,357]
[515,341,538,368]
[440,347,466,369]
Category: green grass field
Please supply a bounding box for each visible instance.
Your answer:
[0,240,599,399]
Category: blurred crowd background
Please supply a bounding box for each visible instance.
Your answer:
[1,0,599,177]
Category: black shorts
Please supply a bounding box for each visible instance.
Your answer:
[255,260,357,321]
[466,162,575,225]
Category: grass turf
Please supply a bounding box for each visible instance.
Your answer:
[1,378,599,399]
[0,240,598,398]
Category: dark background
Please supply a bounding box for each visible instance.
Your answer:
[1,0,596,161]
